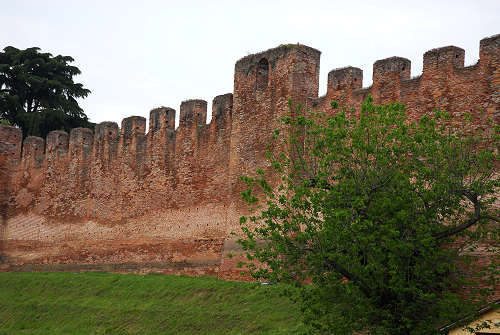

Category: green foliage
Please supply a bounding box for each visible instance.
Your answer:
[0,272,305,335]
[238,97,500,335]
[0,46,92,138]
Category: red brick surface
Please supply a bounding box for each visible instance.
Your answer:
[0,36,498,281]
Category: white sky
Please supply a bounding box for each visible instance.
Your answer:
[2,0,499,129]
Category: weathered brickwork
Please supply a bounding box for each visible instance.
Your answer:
[0,35,498,281]
[313,35,499,131]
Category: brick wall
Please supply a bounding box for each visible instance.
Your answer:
[0,35,498,278]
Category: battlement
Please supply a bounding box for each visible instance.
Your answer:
[22,136,45,168]
[234,44,320,74]
[46,130,69,156]
[373,56,411,82]
[94,122,118,164]
[234,44,321,106]
[423,46,465,72]
[1,34,497,188]
[0,96,236,176]
[328,67,363,93]
[0,34,497,279]
[180,100,207,127]
[1,35,497,182]
[150,107,175,133]
[121,116,146,139]
[0,125,22,161]
[480,33,500,59]
[322,34,499,108]
[212,93,233,121]
[95,122,119,145]
[69,128,93,158]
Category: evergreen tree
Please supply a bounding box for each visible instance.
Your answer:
[0,46,92,138]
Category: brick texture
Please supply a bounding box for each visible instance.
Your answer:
[0,36,498,282]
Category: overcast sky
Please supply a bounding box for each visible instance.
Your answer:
[2,0,499,129]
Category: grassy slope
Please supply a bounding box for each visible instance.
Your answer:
[0,272,305,335]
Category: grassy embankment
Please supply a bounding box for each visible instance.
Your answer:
[0,272,305,335]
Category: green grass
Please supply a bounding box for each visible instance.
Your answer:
[0,272,305,335]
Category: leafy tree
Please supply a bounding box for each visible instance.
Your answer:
[238,97,499,335]
[0,46,92,138]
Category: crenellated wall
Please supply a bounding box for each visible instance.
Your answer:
[0,35,498,279]
[313,34,499,131]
